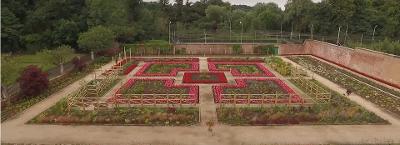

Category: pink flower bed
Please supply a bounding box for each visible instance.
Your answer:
[212,78,302,104]
[207,58,264,62]
[208,62,275,77]
[129,57,199,62]
[135,62,199,76]
[108,78,199,104]
[183,72,227,84]
[123,64,137,75]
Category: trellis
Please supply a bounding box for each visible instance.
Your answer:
[290,67,331,103]
[218,93,313,108]
[66,68,119,113]
[111,93,197,107]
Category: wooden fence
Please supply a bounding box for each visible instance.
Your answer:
[111,93,197,106]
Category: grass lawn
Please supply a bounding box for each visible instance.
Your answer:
[1,53,81,85]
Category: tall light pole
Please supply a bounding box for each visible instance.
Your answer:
[204,30,207,44]
[240,21,243,44]
[310,24,314,40]
[344,24,348,44]
[280,23,283,39]
[168,21,171,44]
[336,26,341,45]
[372,25,378,41]
[229,16,232,42]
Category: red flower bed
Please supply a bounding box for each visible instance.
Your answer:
[123,63,137,75]
[207,58,264,62]
[129,57,199,62]
[212,78,302,104]
[108,78,199,104]
[208,62,275,77]
[183,72,227,84]
[135,62,199,76]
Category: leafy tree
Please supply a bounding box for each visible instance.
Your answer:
[78,26,115,60]
[18,65,49,97]
[206,5,227,31]
[1,8,22,52]
[50,45,75,74]
[51,20,80,47]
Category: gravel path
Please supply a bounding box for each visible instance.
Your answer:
[2,57,400,145]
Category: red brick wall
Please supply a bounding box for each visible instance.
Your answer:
[279,40,400,88]
[174,43,265,55]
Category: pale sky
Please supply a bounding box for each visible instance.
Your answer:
[143,0,322,10]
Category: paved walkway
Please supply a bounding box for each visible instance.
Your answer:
[2,57,400,145]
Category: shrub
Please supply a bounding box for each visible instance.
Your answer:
[18,65,49,97]
[72,57,87,71]
[232,44,242,54]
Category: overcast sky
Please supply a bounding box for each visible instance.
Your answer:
[143,0,322,10]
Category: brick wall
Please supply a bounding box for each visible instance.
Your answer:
[174,43,263,55]
[279,40,400,88]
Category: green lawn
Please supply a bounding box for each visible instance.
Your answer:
[1,53,80,86]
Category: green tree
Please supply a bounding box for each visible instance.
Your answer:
[78,26,115,60]
[205,5,227,31]
[1,8,22,52]
[51,45,75,74]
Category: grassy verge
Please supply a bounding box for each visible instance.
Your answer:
[1,57,111,122]
[1,53,80,85]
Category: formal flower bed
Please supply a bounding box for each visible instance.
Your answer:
[287,56,400,116]
[139,58,199,62]
[30,99,199,126]
[208,62,275,77]
[135,62,199,76]
[109,78,199,104]
[182,72,227,84]
[207,58,264,62]
[212,78,301,104]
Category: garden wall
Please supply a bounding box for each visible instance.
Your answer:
[174,43,261,55]
[279,40,400,89]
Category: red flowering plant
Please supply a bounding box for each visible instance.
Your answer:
[183,72,227,84]
[207,58,264,62]
[18,65,49,98]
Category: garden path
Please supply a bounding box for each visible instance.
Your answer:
[198,57,218,125]
[280,56,400,125]
[2,57,400,145]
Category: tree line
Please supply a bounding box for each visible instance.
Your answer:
[2,0,399,53]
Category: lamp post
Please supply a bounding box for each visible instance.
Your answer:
[240,21,243,44]
[336,26,341,45]
[168,21,171,44]
[204,30,207,44]
[310,24,314,40]
[229,16,232,42]
[372,25,378,41]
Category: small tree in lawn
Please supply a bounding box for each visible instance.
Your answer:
[51,45,75,74]
[78,26,115,60]
[18,65,49,98]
